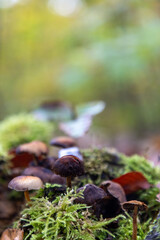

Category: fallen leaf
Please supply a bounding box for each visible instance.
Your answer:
[112,171,151,195]
[1,228,24,240]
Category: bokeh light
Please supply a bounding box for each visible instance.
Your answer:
[48,0,82,17]
[0,0,19,8]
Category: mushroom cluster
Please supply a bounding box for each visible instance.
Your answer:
[5,136,152,240]
[7,137,84,202]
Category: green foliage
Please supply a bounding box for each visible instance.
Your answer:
[0,113,53,154]
[113,213,152,240]
[81,148,124,185]
[139,187,160,218]
[1,0,160,135]
[81,148,160,186]
[121,154,160,184]
[81,148,160,223]
[17,187,123,240]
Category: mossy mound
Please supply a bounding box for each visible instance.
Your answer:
[12,148,160,240]
[15,186,123,240]
[80,148,160,186]
[0,113,53,155]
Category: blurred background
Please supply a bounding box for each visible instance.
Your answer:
[0,0,160,156]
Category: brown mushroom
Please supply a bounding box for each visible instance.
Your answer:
[22,166,65,185]
[50,136,76,148]
[122,200,148,240]
[16,141,48,165]
[8,175,44,202]
[75,184,122,219]
[100,180,126,203]
[53,155,84,188]
[1,228,24,240]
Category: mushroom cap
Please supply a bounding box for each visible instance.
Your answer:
[100,180,126,203]
[8,175,44,191]
[50,136,76,148]
[1,228,24,240]
[16,141,48,157]
[22,166,65,185]
[122,200,148,211]
[53,155,84,177]
[75,184,107,206]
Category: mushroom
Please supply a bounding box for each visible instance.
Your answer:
[122,200,148,240]
[75,184,107,206]
[22,166,66,185]
[1,228,24,240]
[75,184,122,219]
[100,180,126,203]
[8,175,44,202]
[16,140,48,165]
[50,136,76,148]
[53,155,84,188]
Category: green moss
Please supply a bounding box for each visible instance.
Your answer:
[121,154,160,184]
[13,147,160,239]
[81,148,124,186]
[16,185,124,240]
[113,213,152,240]
[139,187,160,218]
[81,148,160,186]
[0,113,54,155]
[81,148,160,220]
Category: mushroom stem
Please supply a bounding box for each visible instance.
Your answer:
[24,190,31,202]
[66,176,72,188]
[132,205,138,240]
[34,156,39,165]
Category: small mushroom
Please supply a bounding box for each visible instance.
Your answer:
[50,136,76,148]
[100,180,126,203]
[16,141,48,165]
[75,184,122,219]
[8,175,44,202]
[53,155,84,188]
[1,228,24,240]
[22,166,65,185]
[75,184,107,205]
[122,200,148,240]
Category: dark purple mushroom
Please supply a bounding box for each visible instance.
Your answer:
[22,166,65,185]
[75,183,122,219]
[93,194,122,219]
[75,184,107,205]
[53,155,84,188]
[50,136,76,148]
